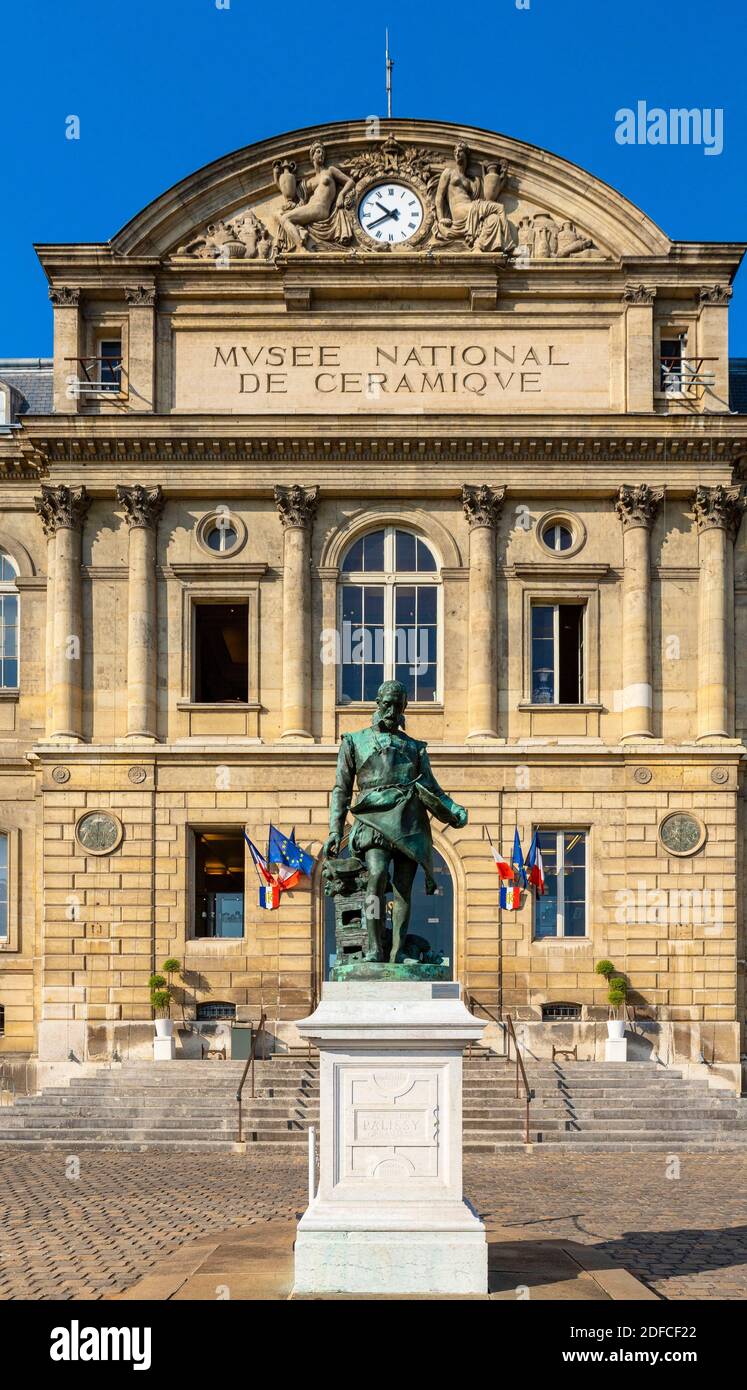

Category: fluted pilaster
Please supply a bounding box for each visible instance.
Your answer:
[34,484,90,740]
[463,484,505,740]
[615,483,663,739]
[117,484,164,740]
[276,485,318,740]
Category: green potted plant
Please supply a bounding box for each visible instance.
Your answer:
[596,959,627,1039]
[149,971,173,1039]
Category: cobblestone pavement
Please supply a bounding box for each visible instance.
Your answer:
[1,1151,746,1300]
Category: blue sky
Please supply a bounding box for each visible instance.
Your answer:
[3,0,746,354]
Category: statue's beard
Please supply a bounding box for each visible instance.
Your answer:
[373,709,404,731]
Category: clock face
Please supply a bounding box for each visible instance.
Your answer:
[358,183,424,245]
[659,812,704,856]
[75,811,122,855]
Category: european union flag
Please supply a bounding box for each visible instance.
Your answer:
[268,824,315,878]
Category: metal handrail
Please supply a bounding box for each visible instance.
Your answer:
[236,1010,267,1144]
[464,993,532,1144]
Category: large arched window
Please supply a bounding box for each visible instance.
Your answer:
[0,552,19,690]
[339,527,439,703]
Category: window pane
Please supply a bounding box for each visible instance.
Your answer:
[394,664,416,702]
[564,901,586,937]
[395,530,417,571]
[535,895,557,939]
[341,664,361,703]
[2,660,17,689]
[395,586,416,624]
[363,663,385,702]
[532,640,554,703]
[416,537,437,572]
[362,530,385,571]
[0,551,15,582]
[342,537,364,573]
[416,664,437,702]
[564,832,586,866]
[363,586,384,625]
[342,586,362,624]
[420,625,438,664]
[417,586,437,624]
[532,605,554,640]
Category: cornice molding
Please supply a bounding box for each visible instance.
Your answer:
[13,425,747,470]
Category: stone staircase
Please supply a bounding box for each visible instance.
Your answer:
[0,1054,746,1152]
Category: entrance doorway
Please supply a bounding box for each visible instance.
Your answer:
[322,847,454,980]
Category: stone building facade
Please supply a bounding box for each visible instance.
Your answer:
[0,119,746,1087]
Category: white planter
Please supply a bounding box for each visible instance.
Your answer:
[155,1018,173,1039]
[607,1019,625,1040]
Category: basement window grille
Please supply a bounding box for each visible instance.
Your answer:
[196,1002,236,1021]
[541,1003,581,1022]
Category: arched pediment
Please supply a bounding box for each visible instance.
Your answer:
[111,118,671,265]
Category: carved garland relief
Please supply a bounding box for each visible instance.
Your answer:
[172,132,605,264]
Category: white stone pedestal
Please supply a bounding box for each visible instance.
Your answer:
[293,981,488,1296]
[153,1036,175,1061]
[605,1036,628,1062]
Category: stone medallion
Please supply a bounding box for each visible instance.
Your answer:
[710,766,729,784]
[51,766,70,784]
[633,766,652,784]
[128,766,147,784]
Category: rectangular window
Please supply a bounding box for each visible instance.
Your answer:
[0,594,18,689]
[193,829,245,939]
[194,602,249,703]
[660,335,686,395]
[534,829,587,939]
[0,832,8,940]
[531,603,584,704]
[98,339,122,392]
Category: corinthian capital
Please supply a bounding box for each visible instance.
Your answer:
[48,286,80,307]
[615,483,664,530]
[116,484,165,530]
[699,285,732,306]
[275,484,318,529]
[462,483,506,529]
[623,284,657,306]
[34,484,90,534]
[693,484,745,539]
[124,284,157,307]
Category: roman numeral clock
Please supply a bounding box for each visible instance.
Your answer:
[357,183,425,245]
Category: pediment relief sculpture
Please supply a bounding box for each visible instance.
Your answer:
[168,132,606,264]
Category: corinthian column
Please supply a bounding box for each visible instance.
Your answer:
[693,485,745,740]
[116,484,164,741]
[276,484,318,741]
[615,483,663,739]
[34,484,90,741]
[463,484,505,740]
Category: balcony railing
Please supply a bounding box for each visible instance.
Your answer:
[65,356,124,396]
[660,355,718,398]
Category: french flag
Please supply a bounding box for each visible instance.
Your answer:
[491,844,514,882]
[526,830,546,896]
[499,884,521,911]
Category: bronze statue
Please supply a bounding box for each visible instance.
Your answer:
[322,680,467,963]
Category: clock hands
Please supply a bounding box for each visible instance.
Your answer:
[365,202,401,230]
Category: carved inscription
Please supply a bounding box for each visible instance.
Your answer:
[174,330,609,412]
